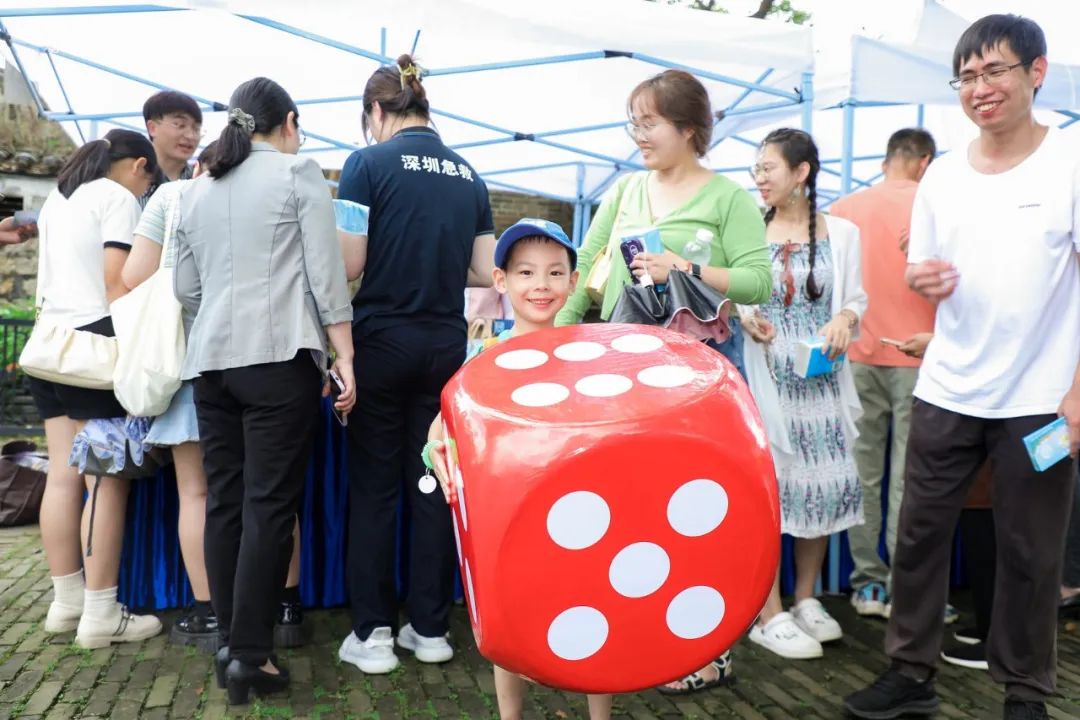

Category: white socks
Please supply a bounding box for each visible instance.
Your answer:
[82,587,120,622]
[51,570,85,612]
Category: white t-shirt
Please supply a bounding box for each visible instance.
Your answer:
[36,178,140,329]
[908,127,1080,419]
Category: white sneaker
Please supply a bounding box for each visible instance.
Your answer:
[44,602,82,633]
[791,598,843,643]
[75,605,162,649]
[339,627,400,674]
[397,623,454,663]
[748,612,823,659]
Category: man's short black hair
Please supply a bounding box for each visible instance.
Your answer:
[142,90,203,126]
[885,128,936,162]
[952,14,1047,77]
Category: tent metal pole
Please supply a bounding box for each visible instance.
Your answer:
[483,161,607,177]
[380,27,386,58]
[12,38,222,108]
[916,103,925,128]
[44,48,85,143]
[723,97,804,118]
[572,163,586,246]
[819,165,871,190]
[0,4,179,18]
[633,53,800,101]
[236,15,392,64]
[840,102,856,197]
[800,70,813,133]
[411,29,421,55]
[426,52,607,77]
[0,20,47,117]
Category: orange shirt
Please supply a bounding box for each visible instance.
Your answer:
[829,178,935,367]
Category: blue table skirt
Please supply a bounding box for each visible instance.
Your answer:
[118,399,967,611]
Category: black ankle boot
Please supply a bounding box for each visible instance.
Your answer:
[274,599,306,648]
[225,658,290,705]
[171,604,219,652]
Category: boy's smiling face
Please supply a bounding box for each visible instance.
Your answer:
[493,236,578,332]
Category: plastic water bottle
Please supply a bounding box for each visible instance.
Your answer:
[683,228,713,266]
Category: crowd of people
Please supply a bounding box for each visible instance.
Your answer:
[0,10,1077,720]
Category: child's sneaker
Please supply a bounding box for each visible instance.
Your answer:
[850,582,889,619]
[791,598,843,643]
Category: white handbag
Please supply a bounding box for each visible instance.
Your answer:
[110,187,186,417]
[19,221,118,390]
[18,321,118,390]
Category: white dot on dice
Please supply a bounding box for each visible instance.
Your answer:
[554,341,607,362]
[465,561,479,625]
[495,348,549,370]
[608,542,670,598]
[546,491,611,550]
[611,333,664,354]
[574,374,633,398]
[666,586,726,640]
[637,364,696,388]
[547,606,609,661]
[511,382,571,408]
[667,479,729,537]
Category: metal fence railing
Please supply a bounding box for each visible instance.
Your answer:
[0,319,40,435]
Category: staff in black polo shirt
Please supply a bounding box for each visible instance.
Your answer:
[335,53,496,674]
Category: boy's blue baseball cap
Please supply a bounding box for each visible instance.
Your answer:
[494,218,577,270]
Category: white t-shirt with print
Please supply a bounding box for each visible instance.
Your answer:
[908,127,1080,419]
[36,178,140,329]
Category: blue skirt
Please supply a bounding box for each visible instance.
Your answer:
[145,382,199,447]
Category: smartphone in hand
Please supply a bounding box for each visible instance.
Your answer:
[329,369,347,427]
[879,337,904,348]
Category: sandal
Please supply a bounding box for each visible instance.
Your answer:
[656,653,736,696]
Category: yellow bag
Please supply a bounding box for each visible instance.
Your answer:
[584,243,613,305]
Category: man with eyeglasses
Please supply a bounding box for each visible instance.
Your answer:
[141,90,202,207]
[845,14,1080,720]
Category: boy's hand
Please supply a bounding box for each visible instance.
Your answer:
[429,440,456,503]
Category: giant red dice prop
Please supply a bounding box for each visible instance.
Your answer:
[440,323,778,694]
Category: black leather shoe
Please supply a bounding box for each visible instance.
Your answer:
[170,607,220,652]
[274,600,307,648]
[214,646,230,689]
[225,658,290,705]
[844,665,939,719]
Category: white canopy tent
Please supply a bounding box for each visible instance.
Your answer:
[0,0,814,240]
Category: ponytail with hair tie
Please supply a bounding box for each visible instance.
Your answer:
[398,62,424,89]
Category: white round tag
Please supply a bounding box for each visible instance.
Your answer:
[418,474,438,495]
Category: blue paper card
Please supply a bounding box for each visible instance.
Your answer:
[332,199,369,235]
[794,338,845,378]
[1023,416,1070,472]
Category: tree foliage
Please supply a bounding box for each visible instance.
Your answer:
[646,0,811,25]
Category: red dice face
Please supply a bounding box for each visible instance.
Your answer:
[441,323,779,694]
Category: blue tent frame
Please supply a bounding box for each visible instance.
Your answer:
[1,3,813,246]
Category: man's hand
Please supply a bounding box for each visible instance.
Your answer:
[899,332,934,359]
[0,216,36,246]
[905,258,959,304]
[1060,383,1080,459]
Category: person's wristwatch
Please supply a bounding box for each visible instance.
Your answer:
[684,261,702,279]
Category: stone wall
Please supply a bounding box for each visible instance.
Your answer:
[0,186,574,303]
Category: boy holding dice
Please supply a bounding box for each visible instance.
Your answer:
[424,218,614,720]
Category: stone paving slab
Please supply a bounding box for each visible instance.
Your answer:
[2,524,1079,719]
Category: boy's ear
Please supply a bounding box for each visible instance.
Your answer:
[492,266,508,294]
[568,268,580,293]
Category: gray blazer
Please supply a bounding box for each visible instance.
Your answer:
[173,142,352,380]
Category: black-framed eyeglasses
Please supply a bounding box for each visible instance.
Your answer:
[949,61,1030,90]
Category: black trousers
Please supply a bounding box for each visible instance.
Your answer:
[887,399,1076,701]
[194,355,321,665]
[959,508,996,642]
[347,322,464,640]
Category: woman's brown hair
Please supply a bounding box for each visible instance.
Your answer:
[628,69,716,157]
[362,53,431,141]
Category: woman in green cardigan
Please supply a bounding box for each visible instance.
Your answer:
[556,70,772,345]
[556,69,772,695]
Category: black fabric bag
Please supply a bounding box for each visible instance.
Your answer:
[608,268,733,343]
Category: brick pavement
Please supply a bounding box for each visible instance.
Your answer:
[1,524,1079,719]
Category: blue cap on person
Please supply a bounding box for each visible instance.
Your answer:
[494,218,577,271]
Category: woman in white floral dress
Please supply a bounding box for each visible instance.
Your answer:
[743,128,867,661]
